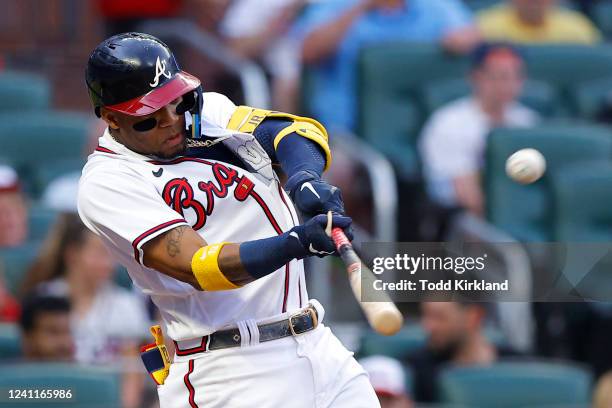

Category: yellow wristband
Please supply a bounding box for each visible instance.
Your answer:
[191,243,240,291]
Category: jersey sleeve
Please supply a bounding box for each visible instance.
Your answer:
[201,92,238,129]
[78,167,189,265]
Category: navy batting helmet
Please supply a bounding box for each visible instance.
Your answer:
[85,32,203,137]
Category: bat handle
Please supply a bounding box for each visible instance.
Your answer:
[331,227,350,250]
[331,227,360,266]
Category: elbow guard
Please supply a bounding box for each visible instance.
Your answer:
[227,106,332,171]
[191,243,240,291]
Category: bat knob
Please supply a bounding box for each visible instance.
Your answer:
[371,307,404,336]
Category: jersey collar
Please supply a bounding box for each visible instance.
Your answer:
[97,128,163,161]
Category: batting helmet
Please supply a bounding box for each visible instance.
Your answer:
[85,32,203,138]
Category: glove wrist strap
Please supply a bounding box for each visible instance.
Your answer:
[285,169,320,198]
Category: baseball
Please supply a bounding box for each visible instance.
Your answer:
[505,148,546,184]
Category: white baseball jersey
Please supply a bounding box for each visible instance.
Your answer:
[77,92,308,342]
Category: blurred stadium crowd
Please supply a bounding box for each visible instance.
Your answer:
[3,0,612,407]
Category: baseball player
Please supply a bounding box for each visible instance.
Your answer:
[78,33,379,408]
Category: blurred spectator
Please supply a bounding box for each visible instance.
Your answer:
[477,0,601,44]
[21,213,150,361]
[405,301,517,402]
[18,293,74,361]
[0,165,27,247]
[419,43,538,217]
[594,370,612,408]
[360,355,413,408]
[21,213,149,408]
[0,268,20,322]
[298,0,481,132]
[219,0,304,111]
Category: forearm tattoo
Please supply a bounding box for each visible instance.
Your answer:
[166,226,186,257]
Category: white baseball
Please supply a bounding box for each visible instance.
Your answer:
[505,148,546,184]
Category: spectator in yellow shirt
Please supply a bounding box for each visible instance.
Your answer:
[477,0,601,44]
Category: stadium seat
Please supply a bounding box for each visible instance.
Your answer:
[0,323,21,360]
[552,161,612,301]
[0,71,51,112]
[522,45,612,113]
[593,2,612,39]
[356,44,612,178]
[568,76,612,120]
[0,241,41,295]
[359,326,505,360]
[0,111,91,196]
[0,363,120,408]
[523,45,612,88]
[463,0,503,12]
[359,326,426,360]
[30,159,84,200]
[439,361,592,407]
[484,124,612,241]
[421,78,559,118]
[27,205,58,242]
[358,42,469,178]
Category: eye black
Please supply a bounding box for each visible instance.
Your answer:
[132,118,157,132]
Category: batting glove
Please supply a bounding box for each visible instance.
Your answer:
[285,170,346,219]
[289,213,353,257]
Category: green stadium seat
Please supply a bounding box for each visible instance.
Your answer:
[358,43,469,178]
[568,76,612,120]
[484,124,612,241]
[421,78,559,118]
[593,2,612,39]
[356,43,612,179]
[0,323,21,360]
[0,71,51,112]
[522,45,612,114]
[463,0,502,12]
[30,159,84,200]
[439,361,592,408]
[0,363,120,408]
[552,161,612,301]
[0,111,91,196]
[27,206,58,242]
[359,326,505,360]
[0,241,41,295]
[359,326,426,360]
[523,45,612,88]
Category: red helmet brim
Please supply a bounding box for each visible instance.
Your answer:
[105,71,200,116]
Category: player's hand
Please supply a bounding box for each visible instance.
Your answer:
[290,213,353,257]
[290,178,346,219]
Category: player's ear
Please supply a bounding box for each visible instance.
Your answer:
[99,108,120,130]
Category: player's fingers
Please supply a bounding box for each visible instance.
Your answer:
[330,215,352,229]
[325,210,333,237]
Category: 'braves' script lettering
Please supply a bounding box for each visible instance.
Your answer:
[161,163,241,230]
[198,163,238,214]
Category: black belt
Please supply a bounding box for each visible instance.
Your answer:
[174,305,319,356]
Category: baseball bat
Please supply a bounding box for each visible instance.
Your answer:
[331,227,404,336]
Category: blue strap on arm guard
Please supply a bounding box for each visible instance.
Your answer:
[253,119,326,193]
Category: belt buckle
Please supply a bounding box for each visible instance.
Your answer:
[289,306,318,336]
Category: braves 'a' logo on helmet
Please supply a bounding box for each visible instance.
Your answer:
[150,56,172,88]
